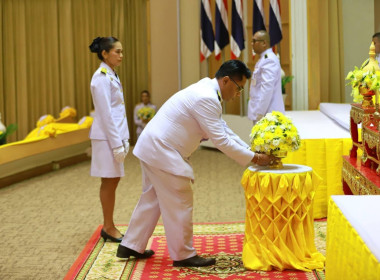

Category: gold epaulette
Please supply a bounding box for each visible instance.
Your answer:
[100,67,107,74]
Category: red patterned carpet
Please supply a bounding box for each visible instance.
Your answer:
[65,222,325,280]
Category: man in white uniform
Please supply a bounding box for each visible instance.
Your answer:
[117,60,276,267]
[248,30,284,124]
[372,33,380,66]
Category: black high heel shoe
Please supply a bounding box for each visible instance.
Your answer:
[101,228,124,243]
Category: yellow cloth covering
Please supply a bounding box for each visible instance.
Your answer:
[241,165,325,271]
[282,138,352,218]
[326,197,380,280]
[0,116,93,149]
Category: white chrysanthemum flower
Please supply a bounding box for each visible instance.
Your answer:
[266,115,277,122]
[272,139,280,146]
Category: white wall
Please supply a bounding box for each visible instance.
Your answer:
[179,0,201,89]
[342,0,374,102]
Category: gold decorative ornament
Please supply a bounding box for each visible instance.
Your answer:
[269,150,287,169]
[342,159,380,194]
[361,42,380,108]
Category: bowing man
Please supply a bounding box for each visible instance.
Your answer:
[117,60,277,267]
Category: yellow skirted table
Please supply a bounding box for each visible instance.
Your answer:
[241,164,325,271]
[326,196,380,280]
[282,138,352,218]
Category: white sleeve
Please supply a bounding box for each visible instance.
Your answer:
[192,97,254,166]
[91,74,123,148]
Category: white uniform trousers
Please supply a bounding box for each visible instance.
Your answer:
[121,160,197,261]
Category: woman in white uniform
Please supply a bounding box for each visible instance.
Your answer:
[89,36,129,242]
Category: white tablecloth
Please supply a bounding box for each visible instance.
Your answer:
[248,164,312,174]
[201,110,351,148]
[319,102,351,131]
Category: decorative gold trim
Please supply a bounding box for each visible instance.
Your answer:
[352,142,362,148]
[350,106,364,124]
[342,159,380,195]
[350,106,373,125]
[363,127,379,149]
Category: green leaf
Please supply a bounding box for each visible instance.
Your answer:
[0,123,18,140]
[6,123,18,136]
[281,76,294,93]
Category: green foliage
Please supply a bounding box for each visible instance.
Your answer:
[281,76,294,94]
[0,123,18,140]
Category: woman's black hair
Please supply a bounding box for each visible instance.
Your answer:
[89,36,119,60]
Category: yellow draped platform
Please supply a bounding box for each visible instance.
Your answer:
[200,112,353,219]
[0,114,93,184]
[283,138,352,218]
[241,164,325,271]
[326,196,380,280]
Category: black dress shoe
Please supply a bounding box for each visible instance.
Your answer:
[100,228,123,243]
[173,255,216,267]
[117,244,155,259]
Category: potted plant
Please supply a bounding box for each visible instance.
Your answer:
[0,115,18,145]
[281,75,294,104]
[281,75,294,94]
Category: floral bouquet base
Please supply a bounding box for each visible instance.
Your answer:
[269,150,288,169]
[359,87,375,108]
[250,111,300,169]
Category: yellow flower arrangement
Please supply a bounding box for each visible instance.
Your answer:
[345,67,380,103]
[250,111,300,154]
[137,106,155,121]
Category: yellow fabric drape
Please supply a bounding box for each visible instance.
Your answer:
[0,0,148,144]
[0,117,93,149]
[241,168,325,272]
[282,138,352,218]
[326,198,380,280]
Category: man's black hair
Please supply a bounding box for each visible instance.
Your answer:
[215,60,252,81]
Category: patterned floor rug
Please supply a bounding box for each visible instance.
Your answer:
[65,222,326,280]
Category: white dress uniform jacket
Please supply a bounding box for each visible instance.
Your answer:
[133,78,254,180]
[248,48,285,122]
[89,62,129,149]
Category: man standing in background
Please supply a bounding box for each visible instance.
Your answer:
[248,30,284,125]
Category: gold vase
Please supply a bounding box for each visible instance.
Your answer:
[359,87,375,108]
[269,150,288,169]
